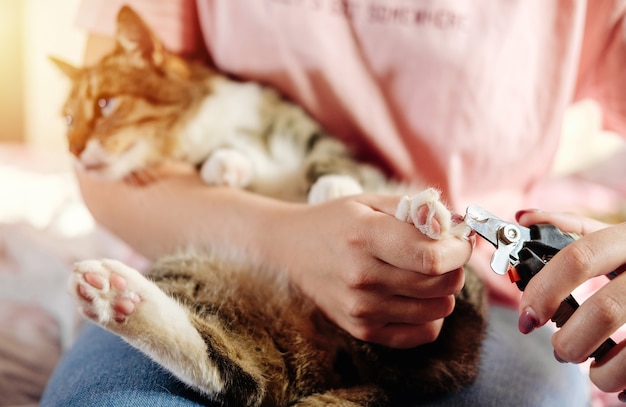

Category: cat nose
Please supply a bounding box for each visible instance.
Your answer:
[69,139,86,157]
[69,143,81,157]
[68,131,87,157]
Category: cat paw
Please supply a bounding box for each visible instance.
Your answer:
[395,188,468,240]
[200,149,254,188]
[308,174,364,205]
[69,259,142,325]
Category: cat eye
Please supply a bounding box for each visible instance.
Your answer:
[97,97,117,117]
[64,115,73,127]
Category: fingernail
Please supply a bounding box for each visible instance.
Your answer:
[518,308,539,334]
[553,349,568,364]
[515,209,541,223]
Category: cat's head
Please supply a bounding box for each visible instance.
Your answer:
[51,6,207,180]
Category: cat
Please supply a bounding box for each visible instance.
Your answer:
[55,6,487,406]
[51,8,387,207]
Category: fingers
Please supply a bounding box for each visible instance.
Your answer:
[516,209,608,235]
[515,211,626,395]
[355,319,446,349]
[519,223,626,330]
[552,272,626,363]
[348,293,455,325]
[343,262,466,299]
[332,284,453,348]
[293,193,475,350]
[385,267,465,299]
[359,194,473,275]
[590,341,626,393]
[343,194,471,348]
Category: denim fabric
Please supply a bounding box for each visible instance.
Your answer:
[41,306,590,406]
[40,324,212,406]
[419,306,590,407]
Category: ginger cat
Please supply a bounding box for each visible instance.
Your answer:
[54,6,486,406]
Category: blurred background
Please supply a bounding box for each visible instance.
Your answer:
[0,0,85,152]
[0,2,138,405]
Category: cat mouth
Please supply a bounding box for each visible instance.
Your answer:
[77,152,143,181]
[77,139,149,181]
[75,159,117,179]
[81,161,109,172]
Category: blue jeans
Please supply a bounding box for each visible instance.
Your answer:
[41,306,590,406]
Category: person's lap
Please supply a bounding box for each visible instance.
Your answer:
[41,305,590,406]
[420,306,590,407]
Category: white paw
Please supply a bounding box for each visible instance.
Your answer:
[200,149,253,188]
[69,259,143,325]
[308,174,364,205]
[395,188,467,239]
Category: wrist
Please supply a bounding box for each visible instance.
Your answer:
[250,200,307,281]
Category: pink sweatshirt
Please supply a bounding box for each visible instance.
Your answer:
[76,0,626,304]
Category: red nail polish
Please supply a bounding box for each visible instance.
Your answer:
[518,308,539,334]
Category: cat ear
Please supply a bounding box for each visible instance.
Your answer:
[115,6,166,66]
[49,56,81,80]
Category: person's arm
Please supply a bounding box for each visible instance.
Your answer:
[76,34,473,349]
[517,210,626,396]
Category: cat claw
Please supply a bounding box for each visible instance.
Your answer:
[69,259,142,325]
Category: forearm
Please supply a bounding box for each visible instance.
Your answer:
[76,169,295,262]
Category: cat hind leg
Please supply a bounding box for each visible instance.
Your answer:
[69,259,227,400]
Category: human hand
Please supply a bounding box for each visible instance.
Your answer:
[271,193,474,349]
[517,210,626,396]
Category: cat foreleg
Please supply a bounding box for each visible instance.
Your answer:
[395,188,470,239]
[200,148,254,188]
[69,259,225,398]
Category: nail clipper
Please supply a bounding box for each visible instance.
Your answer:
[464,204,617,360]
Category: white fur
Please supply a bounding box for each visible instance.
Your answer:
[179,80,311,201]
[307,175,364,205]
[78,138,151,180]
[200,148,254,187]
[178,79,264,165]
[69,259,225,397]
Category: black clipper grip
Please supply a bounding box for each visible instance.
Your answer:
[515,225,615,361]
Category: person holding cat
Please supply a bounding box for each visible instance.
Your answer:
[42,1,626,406]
